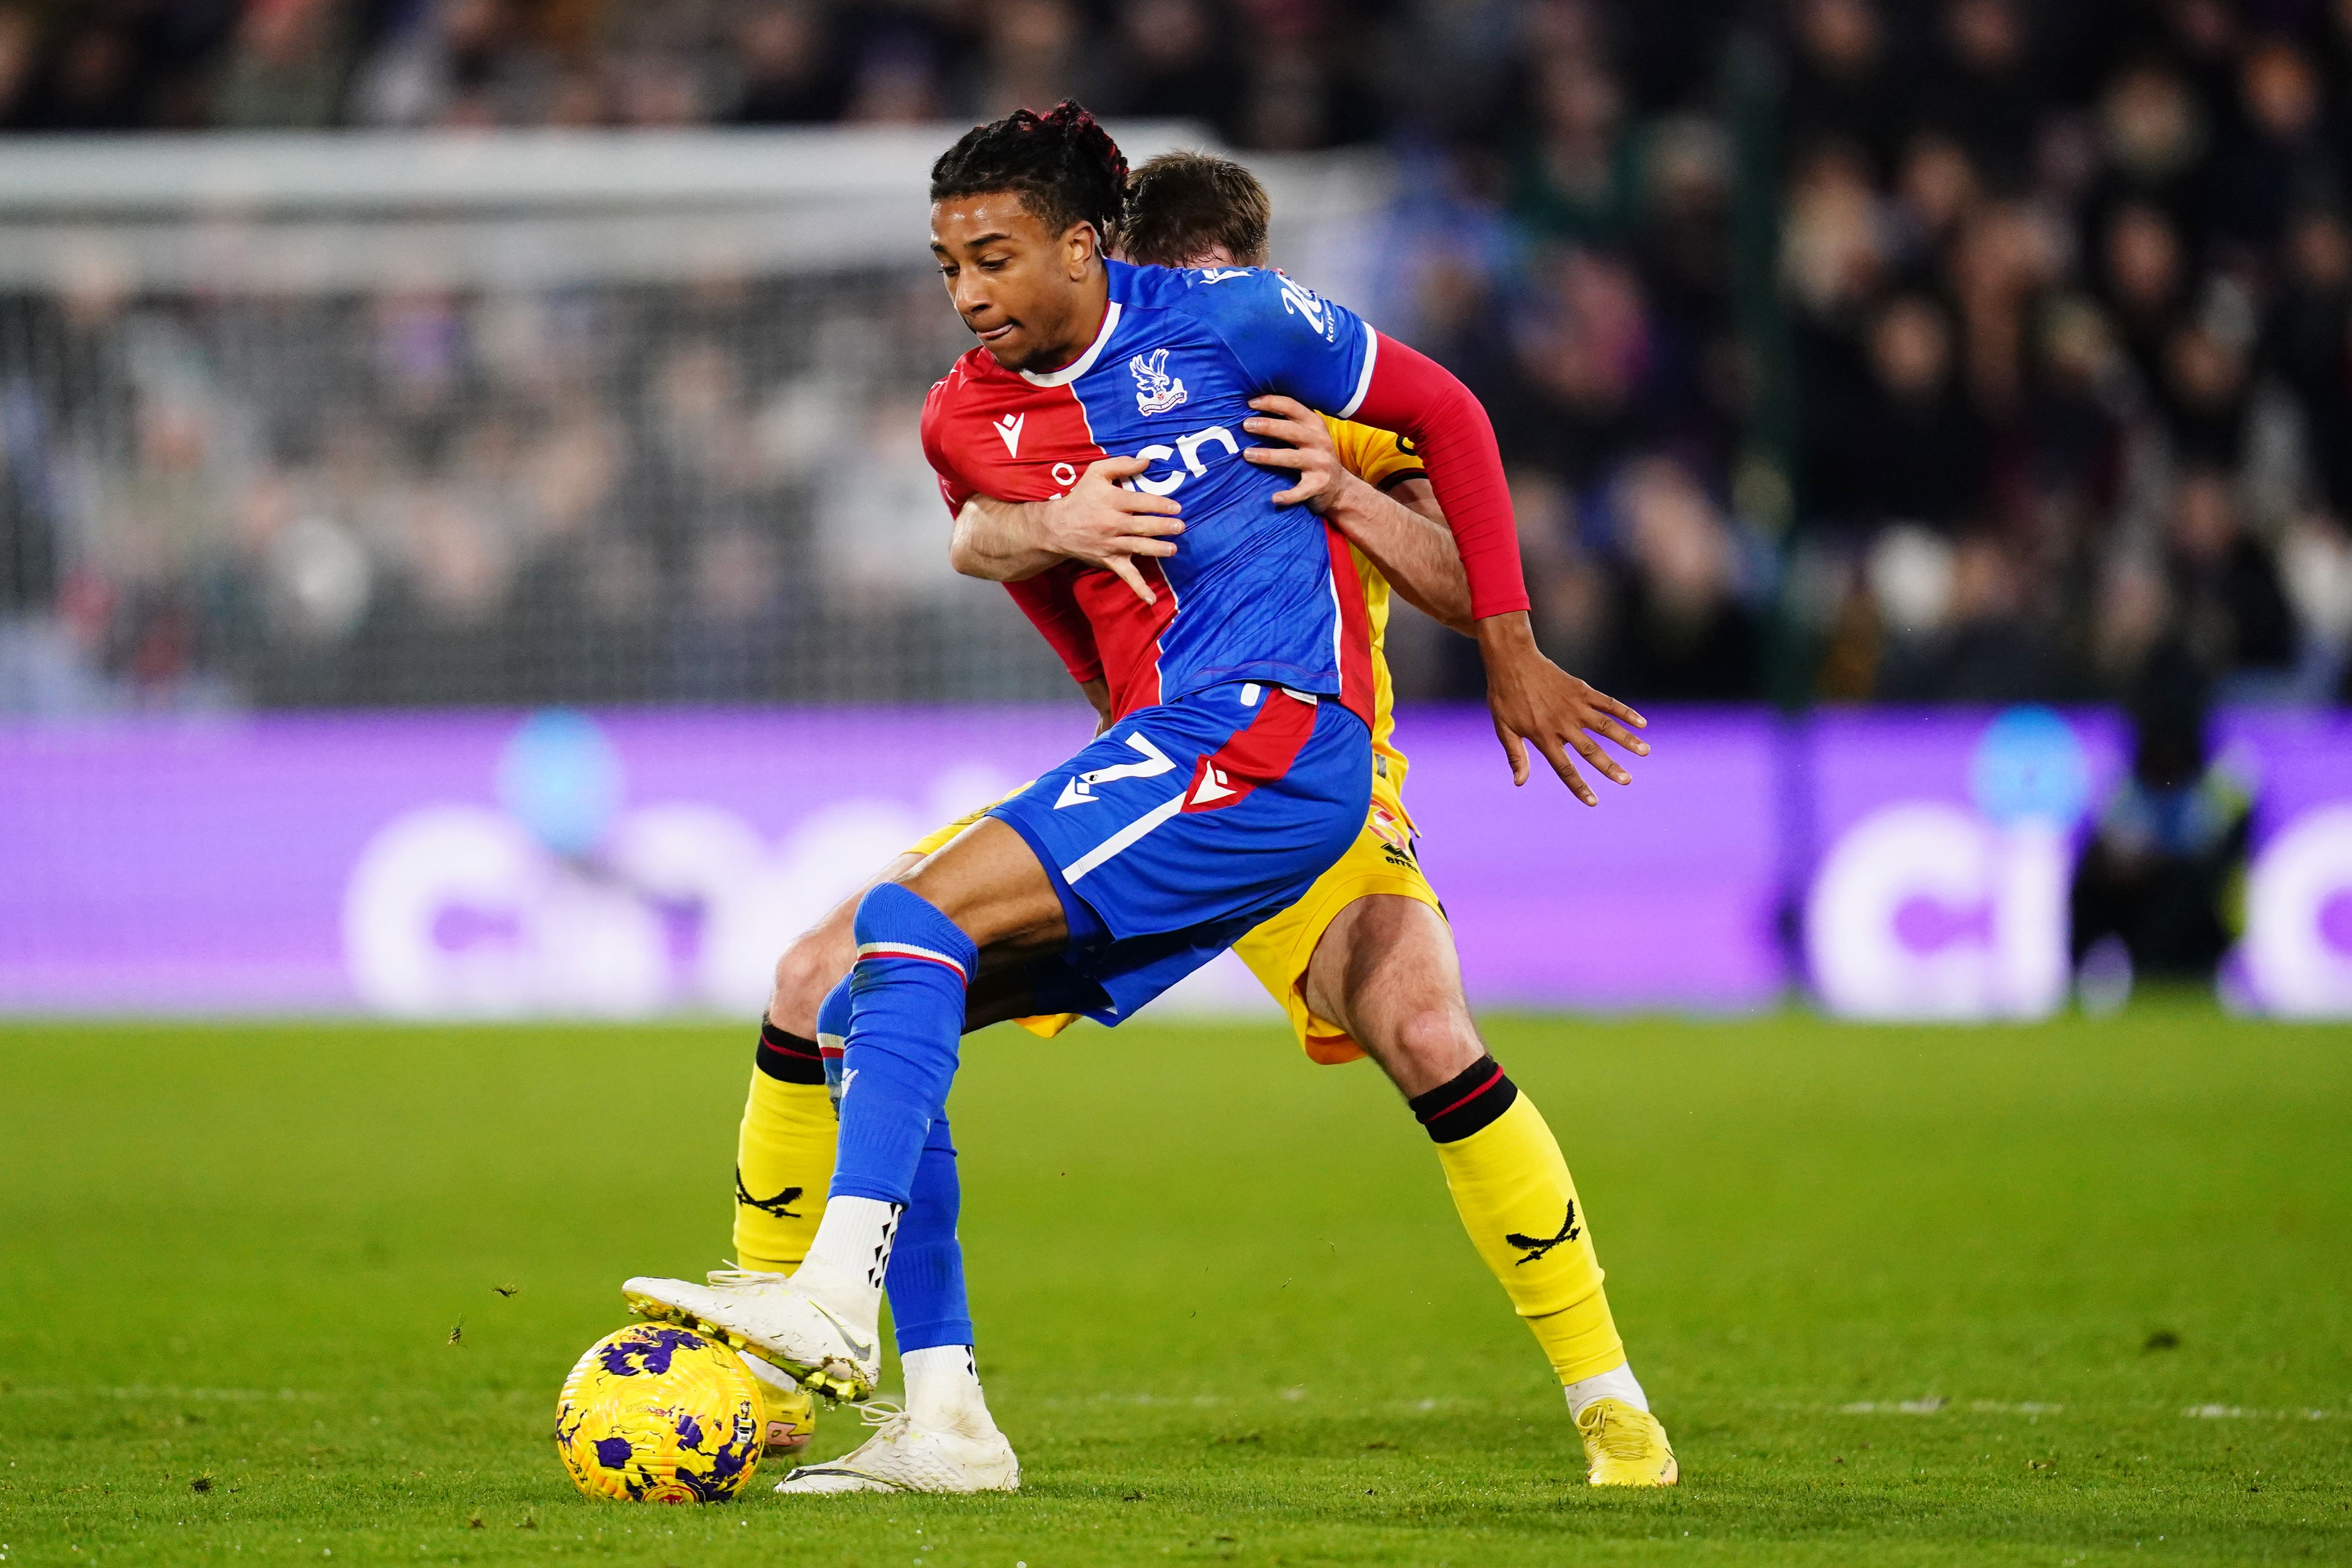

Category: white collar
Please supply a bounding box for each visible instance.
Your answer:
[1018,300,1123,387]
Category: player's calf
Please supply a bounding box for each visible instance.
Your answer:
[1407,1055,1677,1480]
[733,1017,834,1273]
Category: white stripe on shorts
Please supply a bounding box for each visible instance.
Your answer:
[1061,790,1188,884]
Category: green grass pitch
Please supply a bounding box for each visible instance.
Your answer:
[2,1004,2348,1566]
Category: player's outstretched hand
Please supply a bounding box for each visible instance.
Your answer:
[1041,455,1186,604]
[1240,395,1347,514]
[1475,611,1648,805]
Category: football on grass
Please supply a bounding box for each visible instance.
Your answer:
[554,1323,765,1502]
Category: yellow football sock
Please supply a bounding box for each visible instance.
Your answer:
[1431,1090,1625,1385]
[731,1030,838,1274]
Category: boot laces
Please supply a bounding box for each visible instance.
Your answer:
[855,1399,910,1431]
[838,1400,917,1457]
[705,1263,790,1287]
[1584,1402,1652,1461]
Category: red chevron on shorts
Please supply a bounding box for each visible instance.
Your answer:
[1179,688,1319,814]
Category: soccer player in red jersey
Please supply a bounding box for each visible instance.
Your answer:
[627,108,1668,1492]
[942,152,1676,1490]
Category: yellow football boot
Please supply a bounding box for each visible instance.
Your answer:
[1575,1398,1678,1487]
[743,1352,819,1457]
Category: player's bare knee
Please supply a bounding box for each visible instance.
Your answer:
[1381,1005,1484,1096]
[767,931,849,1036]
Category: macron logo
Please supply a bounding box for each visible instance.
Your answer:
[994,412,1025,457]
[1190,765,1238,805]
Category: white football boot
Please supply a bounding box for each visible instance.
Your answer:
[773,1402,1020,1495]
[621,1268,878,1402]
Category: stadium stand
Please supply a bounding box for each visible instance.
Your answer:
[0,0,2344,712]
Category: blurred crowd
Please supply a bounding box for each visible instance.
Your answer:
[0,0,1537,144]
[1767,0,2352,715]
[0,267,1053,707]
[1,0,2350,714]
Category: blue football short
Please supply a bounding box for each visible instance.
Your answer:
[987,681,1371,1025]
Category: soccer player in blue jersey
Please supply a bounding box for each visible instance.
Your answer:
[627,104,1639,1489]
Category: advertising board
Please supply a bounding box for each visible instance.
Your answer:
[3,705,2346,1018]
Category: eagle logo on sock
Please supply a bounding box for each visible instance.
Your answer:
[734,1169,804,1220]
[1505,1202,1579,1265]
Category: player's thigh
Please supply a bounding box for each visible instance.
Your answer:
[896,816,1069,954]
[1302,893,1481,1099]
[767,851,926,1035]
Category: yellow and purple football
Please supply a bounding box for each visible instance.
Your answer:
[553,1324,765,1503]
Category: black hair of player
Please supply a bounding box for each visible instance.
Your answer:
[1122,151,1272,269]
[929,100,1129,254]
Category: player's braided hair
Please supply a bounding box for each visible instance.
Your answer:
[928,99,1129,254]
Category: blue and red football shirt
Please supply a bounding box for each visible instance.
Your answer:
[920,260,1382,728]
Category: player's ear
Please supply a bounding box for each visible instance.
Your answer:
[1063,221,1102,279]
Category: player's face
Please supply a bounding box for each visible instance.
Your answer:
[930,194,1104,373]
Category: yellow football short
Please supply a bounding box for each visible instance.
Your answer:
[902,787,1027,859]
[1230,775,1441,1064]
[900,775,1438,1059]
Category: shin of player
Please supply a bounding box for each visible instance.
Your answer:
[803,968,995,1440]
[774,978,1013,1493]
[732,1016,832,1276]
[1411,1057,1635,1400]
[726,947,1006,1470]
[790,883,968,1331]
[771,973,1012,1493]
[1293,887,1670,1483]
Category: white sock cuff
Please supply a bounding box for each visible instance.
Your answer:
[800,1194,903,1289]
[1564,1362,1649,1417]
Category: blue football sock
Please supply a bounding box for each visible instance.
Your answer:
[815,975,852,1110]
[884,1113,973,1354]
[831,882,974,1208]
